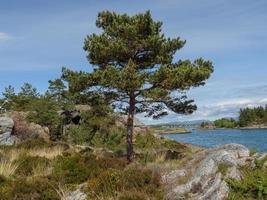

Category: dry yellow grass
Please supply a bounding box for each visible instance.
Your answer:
[0,159,19,178]
[0,145,64,179]
[0,148,25,162]
[28,146,64,159]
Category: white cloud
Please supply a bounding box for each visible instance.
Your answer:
[0,32,12,41]
[139,97,267,124]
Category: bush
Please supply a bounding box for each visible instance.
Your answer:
[12,113,40,140]
[226,167,267,199]
[0,177,59,200]
[214,118,237,128]
[87,169,121,197]
[14,155,50,176]
[67,124,94,145]
[51,152,128,186]
[52,153,94,184]
[26,97,64,140]
[15,138,55,149]
[87,165,163,199]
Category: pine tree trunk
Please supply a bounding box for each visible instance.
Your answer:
[126,94,135,162]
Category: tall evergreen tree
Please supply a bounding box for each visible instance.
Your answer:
[73,11,213,161]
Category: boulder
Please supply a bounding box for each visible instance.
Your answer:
[3,111,50,142]
[0,117,14,133]
[0,117,16,145]
[164,143,253,200]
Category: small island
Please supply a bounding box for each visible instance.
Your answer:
[199,105,267,129]
[150,125,191,134]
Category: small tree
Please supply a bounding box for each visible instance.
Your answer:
[2,85,15,100]
[73,11,214,161]
[19,83,38,97]
[46,79,66,102]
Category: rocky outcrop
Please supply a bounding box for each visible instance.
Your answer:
[0,117,16,145]
[2,111,50,142]
[164,143,254,200]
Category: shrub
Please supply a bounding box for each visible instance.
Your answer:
[226,167,267,199]
[66,124,94,145]
[14,155,50,176]
[15,138,55,149]
[0,177,60,200]
[26,97,64,140]
[87,165,163,199]
[97,157,127,170]
[121,167,161,194]
[12,113,39,140]
[87,169,121,197]
[52,153,105,185]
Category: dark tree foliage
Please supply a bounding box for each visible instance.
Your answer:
[55,11,214,161]
[239,105,267,127]
[214,118,237,128]
[2,83,39,111]
[46,79,66,102]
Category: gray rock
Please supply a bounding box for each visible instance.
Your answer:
[0,131,16,145]
[0,117,14,133]
[258,152,267,160]
[162,169,187,184]
[65,184,87,200]
[0,117,15,145]
[164,143,254,200]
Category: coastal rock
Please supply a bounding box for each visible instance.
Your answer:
[164,143,253,200]
[0,117,16,145]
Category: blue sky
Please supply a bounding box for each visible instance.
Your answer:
[0,0,267,124]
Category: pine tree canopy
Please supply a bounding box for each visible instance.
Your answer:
[75,10,214,119]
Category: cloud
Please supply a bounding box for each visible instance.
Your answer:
[139,97,267,125]
[0,32,12,41]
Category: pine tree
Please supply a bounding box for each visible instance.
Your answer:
[75,11,213,161]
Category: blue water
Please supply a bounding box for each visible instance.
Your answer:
[163,129,267,152]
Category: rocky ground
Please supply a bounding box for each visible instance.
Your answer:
[163,143,267,200]
[0,114,266,200]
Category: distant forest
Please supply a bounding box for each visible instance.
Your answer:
[214,105,267,128]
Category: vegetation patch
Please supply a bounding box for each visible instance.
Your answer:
[226,166,267,199]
